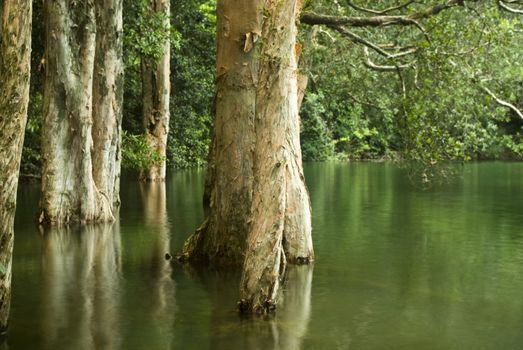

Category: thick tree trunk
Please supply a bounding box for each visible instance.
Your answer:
[238,0,313,313]
[181,0,259,265]
[182,0,314,313]
[0,0,32,333]
[40,1,122,225]
[140,0,171,182]
[92,0,124,210]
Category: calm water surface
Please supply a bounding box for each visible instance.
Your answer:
[8,162,523,349]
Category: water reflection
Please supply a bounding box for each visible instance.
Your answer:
[203,265,314,350]
[137,182,176,349]
[277,266,313,349]
[40,223,122,350]
[10,163,523,349]
[304,162,523,349]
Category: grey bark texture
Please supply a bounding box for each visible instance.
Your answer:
[0,0,32,333]
[40,0,123,225]
[93,0,124,210]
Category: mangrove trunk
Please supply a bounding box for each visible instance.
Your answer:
[0,0,32,332]
[182,0,314,313]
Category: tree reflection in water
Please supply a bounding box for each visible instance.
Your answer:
[201,265,314,350]
[40,222,122,350]
[138,182,176,349]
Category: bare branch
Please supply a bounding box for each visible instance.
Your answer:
[396,65,408,100]
[447,59,523,120]
[363,47,414,71]
[301,1,465,27]
[331,25,419,59]
[481,86,523,120]
[346,0,416,15]
[499,0,523,13]
[330,25,393,57]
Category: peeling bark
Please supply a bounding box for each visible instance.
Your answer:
[92,0,124,210]
[0,0,32,332]
[182,0,314,313]
[40,0,123,225]
[181,0,260,266]
[239,0,313,313]
[140,0,171,182]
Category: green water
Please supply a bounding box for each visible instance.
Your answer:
[8,162,523,349]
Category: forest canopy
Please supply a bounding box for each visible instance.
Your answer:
[18,0,523,179]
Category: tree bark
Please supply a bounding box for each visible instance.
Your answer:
[140,0,171,182]
[181,0,259,265]
[92,0,124,210]
[238,0,313,313]
[40,0,122,225]
[182,0,314,313]
[0,0,32,332]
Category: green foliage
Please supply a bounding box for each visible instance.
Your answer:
[299,0,523,172]
[122,0,216,169]
[124,0,180,62]
[168,0,216,168]
[121,131,165,170]
[300,92,335,161]
[20,0,45,176]
[20,0,523,177]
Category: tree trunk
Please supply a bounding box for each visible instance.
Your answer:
[0,0,32,332]
[180,0,258,265]
[40,0,122,225]
[238,0,313,313]
[92,0,124,210]
[182,0,314,313]
[140,0,171,182]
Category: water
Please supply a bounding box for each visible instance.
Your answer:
[7,162,523,349]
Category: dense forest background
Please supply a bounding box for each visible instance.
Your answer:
[1,0,522,337]
[20,0,523,179]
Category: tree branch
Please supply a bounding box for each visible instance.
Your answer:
[481,86,523,120]
[362,47,414,71]
[498,0,523,13]
[301,1,465,27]
[330,25,393,57]
[331,25,419,59]
[346,0,416,15]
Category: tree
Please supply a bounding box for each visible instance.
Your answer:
[140,0,171,182]
[0,0,32,332]
[298,0,523,170]
[93,0,125,212]
[39,0,123,225]
[181,0,314,314]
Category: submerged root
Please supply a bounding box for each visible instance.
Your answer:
[238,298,277,315]
[177,219,209,264]
[294,256,311,265]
